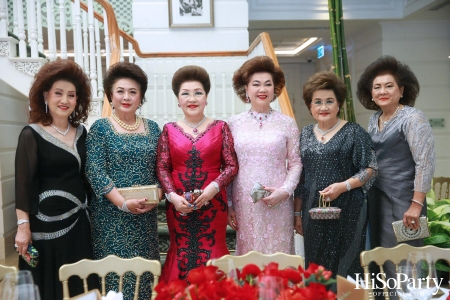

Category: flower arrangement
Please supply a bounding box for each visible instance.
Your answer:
[154,262,336,300]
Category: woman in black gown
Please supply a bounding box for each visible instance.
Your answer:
[15,59,97,299]
[294,71,377,289]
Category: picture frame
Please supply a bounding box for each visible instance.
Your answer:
[169,0,214,28]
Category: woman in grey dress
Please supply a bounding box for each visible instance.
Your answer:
[357,56,435,298]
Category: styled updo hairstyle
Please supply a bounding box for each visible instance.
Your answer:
[172,65,211,96]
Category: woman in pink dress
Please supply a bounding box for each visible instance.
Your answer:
[156,65,238,282]
[227,56,302,255]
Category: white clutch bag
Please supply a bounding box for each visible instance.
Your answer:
[392,216,430,243]
[117,185,159,204]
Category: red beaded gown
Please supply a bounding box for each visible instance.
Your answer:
[156,120,238,282]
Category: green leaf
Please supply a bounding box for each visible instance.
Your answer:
[424,233,449,245]
[435,199,450,207]
[426,196,435,206]
[428,221,450,234]
[435,241,450,248]
[436,261,450,272]
[427,207,438,221]
[426,188,436,202]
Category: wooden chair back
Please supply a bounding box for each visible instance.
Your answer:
[360,244,450,300]
[0,263,17,281]
[206,251,304,271]
[433,177,450,200]
[59,255,161,300]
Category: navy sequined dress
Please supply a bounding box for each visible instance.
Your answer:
[295,122,377,285]
[86,118,161,300]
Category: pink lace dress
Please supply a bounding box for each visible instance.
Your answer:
[227,110,302,255]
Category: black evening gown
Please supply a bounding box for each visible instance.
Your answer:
[295,122,377,289]
[15,124,97,300]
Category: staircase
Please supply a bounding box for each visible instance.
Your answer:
[0,0,294,259]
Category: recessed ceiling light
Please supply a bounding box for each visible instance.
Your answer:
[275,37,318,56]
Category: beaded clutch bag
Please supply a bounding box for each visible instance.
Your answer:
[392,216,430,242]
[250,182,270,203]
[309,194,341,220]
[117,185,159,204]
[15,244,39,267]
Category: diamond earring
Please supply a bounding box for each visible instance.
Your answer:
[45,101,48,113]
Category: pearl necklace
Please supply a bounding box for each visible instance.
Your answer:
[50,123,70,136]
[112,113,141,131]
[183,115,206,135]
[249,109,273,128]
[315,119,340,144]
[380,105,400,129]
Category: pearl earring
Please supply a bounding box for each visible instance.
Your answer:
[371,98,374,102]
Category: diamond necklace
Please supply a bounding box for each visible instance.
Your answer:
[380,105,400,128]
[315,118,341,144]
[183,115,206,135]
[50,123,70,136]
[112,113,141,131]
[249,109,273,128]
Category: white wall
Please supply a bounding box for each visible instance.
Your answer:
[132,0,249,52]
[0,80,28,259]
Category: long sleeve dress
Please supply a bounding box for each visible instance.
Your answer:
[156,120,238,282]
[15,124,96,300]
[295,122,377,286]
[368,106,435,249]
[227,110,302,255]
[85,118,161,300]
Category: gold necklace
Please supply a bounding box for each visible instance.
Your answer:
[112,113,140,131]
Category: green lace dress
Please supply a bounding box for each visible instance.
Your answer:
[86,118,160,300]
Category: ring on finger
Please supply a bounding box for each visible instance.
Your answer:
[326,197,331,201]
[411,220,415,224]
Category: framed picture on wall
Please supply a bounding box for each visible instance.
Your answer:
[169,0,214,28]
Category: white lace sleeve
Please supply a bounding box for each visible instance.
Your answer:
[280,118,302,196]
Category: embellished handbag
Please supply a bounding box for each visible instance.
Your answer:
[117,185,159,204]
[15,243,39,267]
[392,216,430,243]
[309,194,341,220]
[250,182,270,203]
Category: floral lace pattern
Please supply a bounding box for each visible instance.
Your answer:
[227,111,302,255]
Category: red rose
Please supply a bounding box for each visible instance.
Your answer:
[240,263,262,280]
[263,262,282,277]
[279,268,302,284]
[154,279,188,300]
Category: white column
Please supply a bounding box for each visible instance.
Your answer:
[58,0,67,59]
[163,74,168,121]
[103,8,110,68]
[74,0,83,67]
[210,73,216,119]
[153,74,158,122]
[36,0,43,53]
[95,19,103,98]
[128,42,133,63]
[221,73,227,119]
[27,0,38,57]
[87,0,98,96]
[13,0,18,35]
[0,0,8,37]
[46,0,57,60]
[17,0,27,58]
[82,11,89,75]
[119,36,124,62]
[230,72,236,115]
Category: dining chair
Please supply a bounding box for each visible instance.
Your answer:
[0,263,17,281]
[433,177,450,200]
[206,250,304,270]
[360,244,450,300]
[59,255,161,300]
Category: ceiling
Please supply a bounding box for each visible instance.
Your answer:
[248,0,450,63]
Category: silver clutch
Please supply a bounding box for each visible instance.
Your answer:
[117,185,159,204]
[250,182,270,203]
[392,216,430,243]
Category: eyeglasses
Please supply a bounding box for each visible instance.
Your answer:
[179,90,205,100]
[312,100,337,107]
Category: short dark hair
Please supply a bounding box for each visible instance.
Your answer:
[302,71,346,112]
[103,62,148,105]
[232,56,285,103]
[29,59,91,127]
[172,65,211,96]
[357,55,420,110]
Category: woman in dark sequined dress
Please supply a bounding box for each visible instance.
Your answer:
[294,71,377,289]
[86,62,161,300]
[156,65,238,282]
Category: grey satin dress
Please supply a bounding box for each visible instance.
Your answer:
[368,106,435,299]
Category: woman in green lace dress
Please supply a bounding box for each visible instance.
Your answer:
[86,62,161,300]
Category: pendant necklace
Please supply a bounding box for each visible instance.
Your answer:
[380,105,400,130]
[112,113,141,131]
[315,118,340,144]
[249,109,273,128]
[50,123,70,136]
[183,115,206,135]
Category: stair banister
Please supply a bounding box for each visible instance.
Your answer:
[17,0,26,58]
[0,0,6,37]
[59,0,68,59]
[36,0,43,53]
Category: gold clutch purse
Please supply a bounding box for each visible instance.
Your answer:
[309,194,341,220]
[117,185,159,204]
[392,216,430,243]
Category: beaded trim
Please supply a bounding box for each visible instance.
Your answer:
[32,190,88,240]
[36,190,86,222]
[29,124,83,171]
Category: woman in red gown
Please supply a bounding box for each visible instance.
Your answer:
[156,65,238,282]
